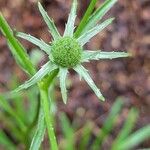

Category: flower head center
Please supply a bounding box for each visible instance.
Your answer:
[51,37,82,68]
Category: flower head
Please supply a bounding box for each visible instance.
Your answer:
[15,0,130,103]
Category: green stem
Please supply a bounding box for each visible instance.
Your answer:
[40,88,58,150]
[39,69,59,150]
[74,0,98,38]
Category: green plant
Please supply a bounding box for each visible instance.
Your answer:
[59,99,150,150]
[0,0,132,149]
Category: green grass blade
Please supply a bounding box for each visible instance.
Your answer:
[74,0,98,38]
[38,2,61,40]
[64,0,77,37]
[17,32,51,55]
[82,51,130,62]
[0,13,36,76]
[117,125,150,150]
[0,130,16,150]
[60,113,75,150]
[59,68,68,104]
[74,65,105,101]
[0,96,27,133]
[92,98,123,150]
[112,108,138,150]
[77,18,114,46]
[29,108,46,150]
[79,122,93,150]
[14,62,57,92]
[82,0,117,34]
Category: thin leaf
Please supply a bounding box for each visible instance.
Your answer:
[59,68,68,104]
[0,130,16,150]
[0,13,36,76]
[64,0,77,37]
[14,62,57,92]
[92,98,123,150]
[82,0,117,33]
[77,18,114,46]
[74,65,105,101]
[82,51,130,62]
[117,125,150,150]
[0,96,27,132]
[60,113,75,150]
[74,0,98,37]
[17,32,51,55]
[38,2,60,40]
[29,108,46,150]
[112,108,138,150]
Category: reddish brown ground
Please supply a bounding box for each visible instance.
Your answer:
[0,0,150,149]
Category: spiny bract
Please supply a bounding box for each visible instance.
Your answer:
[51,37,82,68]
[14,0,130,104]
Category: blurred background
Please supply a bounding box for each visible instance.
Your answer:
[0,0,150,149]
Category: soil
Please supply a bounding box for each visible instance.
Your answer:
[0,0,150,149]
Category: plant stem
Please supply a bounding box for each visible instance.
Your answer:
[39,70,59,150]
[40,87,58,150]
[74,0,98,38]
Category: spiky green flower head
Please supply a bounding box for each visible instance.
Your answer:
[15,0,130,104]
[51,37,82,68]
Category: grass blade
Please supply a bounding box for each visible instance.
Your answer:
[64,0,77,37]
[60,113,75,150]
[82,0,117,34]
[0,96,27,133]
[0,13,36,76]
[112,108,138,150]
[92,98,123,150]
[0,130,16,150]
[38,2,60,40]
[74,0,98,37]
[117,125,150,150]
[77,18,114,46]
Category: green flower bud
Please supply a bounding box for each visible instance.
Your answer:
[51,37,82,68]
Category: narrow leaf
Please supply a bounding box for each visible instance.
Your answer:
[17,32,51,55]
[60,113,75,150]
[82,0,117,33]
[78,18,114,46]
[74,65,105,101]
[112,108,138,150]
[92,98,123,150]
[64,0,77,37]
[0,130,16,150]
[74,0,98,38]
[59,68,68,104]
[118,125,150,150]
[82,51,130,62]
[14,62,57,92]
[38,2,60,40]
[0,13,36,76]
[29,108,46,150]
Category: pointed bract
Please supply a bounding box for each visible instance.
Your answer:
[74,65,105,101]
[38,2,61,40]
[13,62,58,92]
[17,32,51,55]
[77,18,114,46]
[64,0,77,37]
[82,0,117,34]
[59,68,68,104]
[82,51,130,62]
